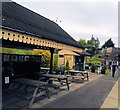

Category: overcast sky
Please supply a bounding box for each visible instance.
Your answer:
[13,0,118,47]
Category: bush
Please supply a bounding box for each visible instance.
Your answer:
[66,60,69,70]
[53,54,58,71]
[33,49,50,67]
[101,65,106,74]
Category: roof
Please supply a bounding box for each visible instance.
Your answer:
[73,50,91,56]
[102,38,114,48]
[2,2,83,49]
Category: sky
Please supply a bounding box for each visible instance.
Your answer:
[13,0,119,47]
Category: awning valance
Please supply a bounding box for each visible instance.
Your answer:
[1,29,82,53]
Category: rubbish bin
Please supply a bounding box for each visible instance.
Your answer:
[60,64,65,75]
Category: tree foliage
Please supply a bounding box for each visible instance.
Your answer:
[53,54,58,71]
[32,49,51,67]
[1,47,33,55]
[65,60,69,70]
[78,35,100,55]
[77,39,86,49]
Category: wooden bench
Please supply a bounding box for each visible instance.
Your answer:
[67,70,89,81]
[11,78,50,107]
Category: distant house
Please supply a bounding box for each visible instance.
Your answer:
[109,47,120,61]
[101,38,119,62]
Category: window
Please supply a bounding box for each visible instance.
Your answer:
[36,57,40,62]
[25,56,30,61]
[11,55,18,61]
[2,32,4,34]
[8,33,10,35]
[3,55,10,61]
[59,55,64,58]
[13,34,15,36]
[22,36,24,38]
[31,56,35,61]
[19,56,24,62]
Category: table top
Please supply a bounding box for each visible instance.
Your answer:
[12,78,47,86]
[68,70,84,73]
[68,70,89,76]
[40,67,50,70]
[41,74,67,79]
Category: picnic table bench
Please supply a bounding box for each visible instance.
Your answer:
[40,74,70,90]
[67,70,89,81]
[11,78,50,107]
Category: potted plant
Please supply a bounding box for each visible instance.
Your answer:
[65,60,70,70]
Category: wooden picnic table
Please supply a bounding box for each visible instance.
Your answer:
[40,67,50,74]
[11,78,50,107]
[67,70,89,81]
[40,74,70,90]
[40,67,50,71]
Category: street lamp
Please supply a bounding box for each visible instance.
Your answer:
[104,46,107,65]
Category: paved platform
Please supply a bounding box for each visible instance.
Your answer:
[40,70,118,108]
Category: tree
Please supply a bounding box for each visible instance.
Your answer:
[32,49,51,67]
[77,35,101,55]
[77,39,87,49]
[91,35,96,47]
[95,37,100,48]
[1,47,33,55]
[86,35,100,55]
[53,54,58,71]
[65,60,69,70]
[87,40,92,45]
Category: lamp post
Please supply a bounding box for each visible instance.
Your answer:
[85,48,88,63]
[104,46,107,66]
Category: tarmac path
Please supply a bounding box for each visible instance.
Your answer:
[41,69,118,108]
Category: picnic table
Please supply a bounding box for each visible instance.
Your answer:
[40,67,50,74]
[40,67,50,71]
[40,74,70,90]
[11,78,50,107]
[67,70,89,81]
